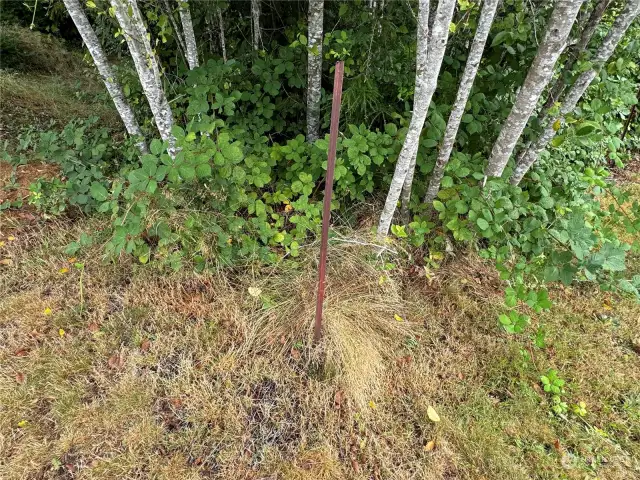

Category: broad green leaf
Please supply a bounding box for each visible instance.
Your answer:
[476,218,489,230]
[90,182,108,202]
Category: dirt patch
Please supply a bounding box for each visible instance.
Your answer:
[611,152,640,184]
[0,161,59,235]
[0,161,59,204]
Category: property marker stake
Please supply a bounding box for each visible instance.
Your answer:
[313,61,345,344]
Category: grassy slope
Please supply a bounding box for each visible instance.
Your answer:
[1,26,640,480]
[0,25,120,149]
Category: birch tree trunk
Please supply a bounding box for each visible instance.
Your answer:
[541,0,611,114]
[217,6,227,62]
[397,0,457,223]
[484,0,585,179]
[377,0,456,236]
[377,0,430,236]
[62,0,147,153]
[515,0,610,168]
[306,0,324,142]
[251,0,262,50]
[110,0,176,153]
[178,0,199,69]
[423,0,500,203]
[510,0,640,185]
[162,0,187,64]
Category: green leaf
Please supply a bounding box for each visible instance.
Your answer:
[433,200,446,212]
[491,31,510,47]
[391,224,408,238]
[179,165,196,181]
[575,122,598,136]
[222,144,243,163]
[90,182,108,202]
[592,243,626,272]
[232,166,246,183]
[195,163,212,178]
[476,218,489,230]
[441,176,454,188]
[567,214,596,260]
[384,123,398,136]
[551,135,566,147]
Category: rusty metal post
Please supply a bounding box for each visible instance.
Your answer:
[313,61,345,344]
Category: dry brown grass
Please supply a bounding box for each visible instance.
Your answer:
[1,219,640,479]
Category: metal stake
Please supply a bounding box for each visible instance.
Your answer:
[313,61,345,344]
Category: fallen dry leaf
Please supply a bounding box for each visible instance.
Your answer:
[87,322,100,332]
[248,286,262,297]
[424,440,436,452]
[14,348,28,357]
[15,372,25,384]
[140,339,151,352]
[108,352,125,370]
[553,438,562,453]
[427,405,441,422]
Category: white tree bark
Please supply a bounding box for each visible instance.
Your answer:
[217,6,227,62]
[377,0,430,236]
[396,0,457,223]
[251,0,262,50]
[515,0,610,167]
[162,0,187,64]
[423,0,500,203]
[110,0,176,154]
[62,0,147,153]
[306,0,324,142]
[178,0,199,69]
[542,0,611,114]
[510,0,640,185]
[484,0,585,178]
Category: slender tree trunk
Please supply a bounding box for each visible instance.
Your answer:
[423,0,500,203]
[162,0,187,64]
[217,6,227,62]
[542,0,611,114]
[397,0,457,223]
[377,0,455,236]
[510,0,640,185]
[378,0,430,236]
[251,0,261,50]
[306,0,324,142]
[62,0,147,154]
[515,0,610,169]
[178,0,199,69]
[110,0,176,153]
[484,0,585,179]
